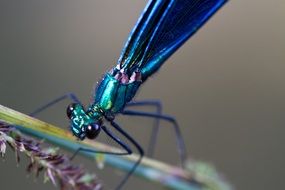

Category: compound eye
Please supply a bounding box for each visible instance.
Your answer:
[85,123,101,139]
[66,103,79,119]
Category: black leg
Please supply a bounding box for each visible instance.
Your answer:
[109,120,144,190]
[70,125,132,160]
[126,100,162,157]
[29,93,81,117]
[122,109,186,167]
[71,121,143,190]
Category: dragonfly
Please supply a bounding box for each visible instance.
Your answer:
[30,0,227,189]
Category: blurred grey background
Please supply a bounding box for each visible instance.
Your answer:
[0,0,284,190]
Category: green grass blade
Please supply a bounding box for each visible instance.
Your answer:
[0,104,231,190]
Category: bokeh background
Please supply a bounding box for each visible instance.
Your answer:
[0,0,284,190]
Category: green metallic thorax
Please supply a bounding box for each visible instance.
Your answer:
[89,70,142,115]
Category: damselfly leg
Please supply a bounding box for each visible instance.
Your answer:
[29,93,81,117]
[69,125,132,160]
[109,120,144,190]
[126,100,162,157]
[122,109,186,167]
[71,119,144,190]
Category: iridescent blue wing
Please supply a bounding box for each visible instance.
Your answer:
[118,0,227,81]
[118,0,171,72]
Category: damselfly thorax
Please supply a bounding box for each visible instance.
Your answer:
[91,67,142,114]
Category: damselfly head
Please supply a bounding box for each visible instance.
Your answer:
[66,103,101,140]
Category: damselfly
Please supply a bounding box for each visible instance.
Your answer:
[30,0,227,189]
